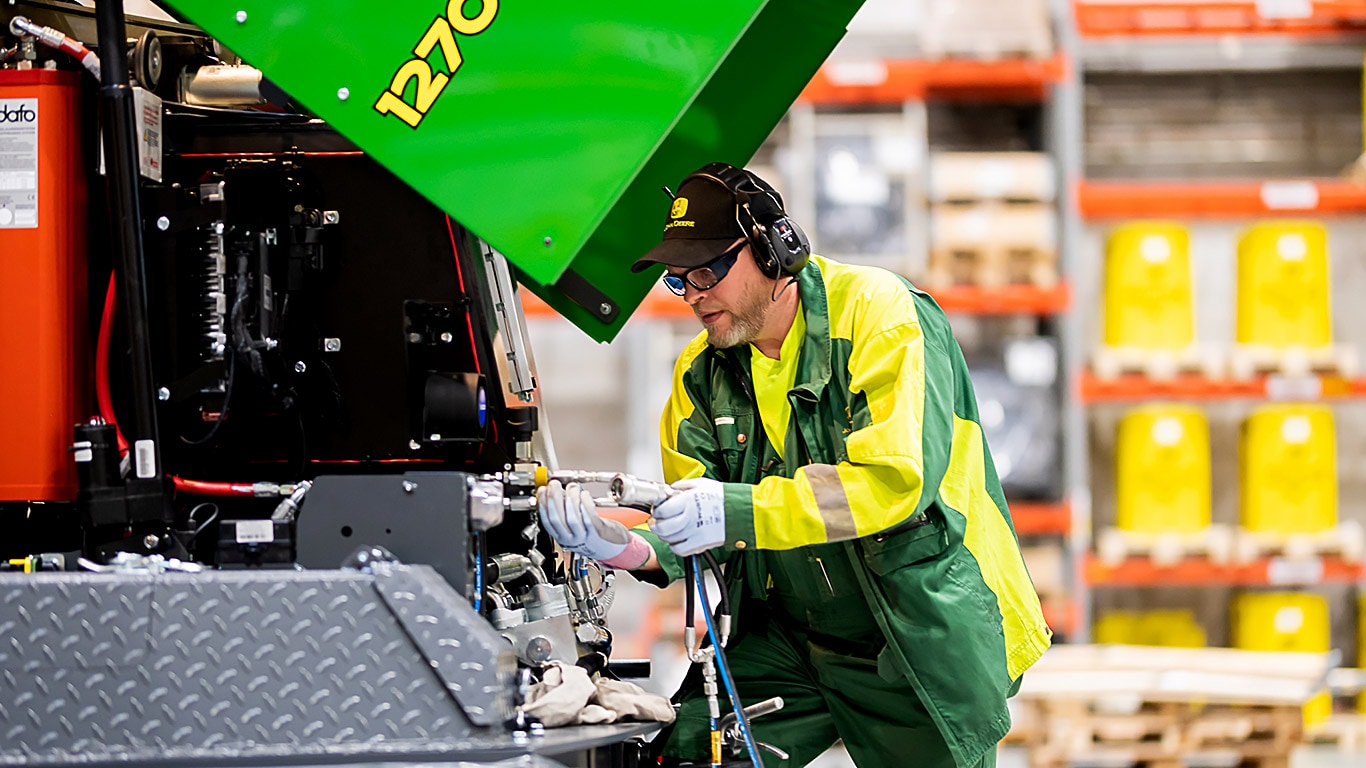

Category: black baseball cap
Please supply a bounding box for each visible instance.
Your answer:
[631,164,760,273]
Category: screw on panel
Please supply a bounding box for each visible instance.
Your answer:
[323,338,341,352]
[156,216,170,231]
[235,10,247,23]
[543,237,552,246]
[294,361,307,373]
[408,332,423,343]
[409,440,421,451]
[337,88,350,101]
[599,303,612,315]
[439,332,453,343]
[157,387,170,401]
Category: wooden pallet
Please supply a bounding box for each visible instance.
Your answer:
[1023,699,1302,768]
[1092,344,1225,381]
[1096,525,1236,567]
[1305,712,1366,750]
[1016,645,1334,768]
[1228,344,1358,380]
[1233,522,1366,564]
[927,202,1057,289]
[929,152,1055,204]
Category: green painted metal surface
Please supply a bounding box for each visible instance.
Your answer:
[161,1,863,341]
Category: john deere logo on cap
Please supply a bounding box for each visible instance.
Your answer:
[671,198,689,218]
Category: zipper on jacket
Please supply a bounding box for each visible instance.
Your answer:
[873,513,933,542]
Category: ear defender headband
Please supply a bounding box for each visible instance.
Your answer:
[684,162,811,279]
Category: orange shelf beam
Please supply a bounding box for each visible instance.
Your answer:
[1079,179,1366,219]
[1087,554,1366,586]
[1080,371,1366,403]
[798,54,1066,105]
[1075,1,1366,37]
[1010,502,1072,536]
[521,290,696,321]
[932,283,1070,315]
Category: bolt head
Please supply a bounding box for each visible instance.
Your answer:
[143,534,160,549]
[408,440,421,451]
[337,87,350,101]
[439,331,454,343]
[235,10,247,23]
[156,216,170,231]
[157,387,170,401]
[408,332,423,343]
[323,338,341,352]
[293,361,307,374]
[543,237,552,246]
[599,302,612,315]
[402,481,417,493]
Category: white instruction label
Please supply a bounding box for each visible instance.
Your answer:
[235,519,275,544]
[134,439,157,479]
[0,98,39,229]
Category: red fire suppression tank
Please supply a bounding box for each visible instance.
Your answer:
[0,69,90,501]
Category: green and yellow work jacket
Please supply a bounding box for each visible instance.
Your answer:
[634,254,1051,767]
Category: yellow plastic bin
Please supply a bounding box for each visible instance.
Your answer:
[1236,221,1332,348]
[1231,591,1332,726]
[1095,609,1205,647]
[1117,405,1211,533]
[1104,222,1194,350]
[1240,405,1337,534]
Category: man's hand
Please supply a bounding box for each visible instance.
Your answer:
[539,480,632,561]
[648,477,726,556]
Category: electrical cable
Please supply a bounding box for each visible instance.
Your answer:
[695,561,764,767]
[186,502,220,543]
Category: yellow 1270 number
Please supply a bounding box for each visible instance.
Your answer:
[374,1,498,128]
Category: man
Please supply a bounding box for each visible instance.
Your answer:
[538,162,1050,768]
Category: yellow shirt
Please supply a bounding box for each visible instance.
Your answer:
[749,302,805,462]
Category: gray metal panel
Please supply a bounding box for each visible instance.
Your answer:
[0,573,154,674]
[0,568,497,765]
[372,564,516,727]
[297,474,471,593]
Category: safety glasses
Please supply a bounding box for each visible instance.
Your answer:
[661,241,746,296]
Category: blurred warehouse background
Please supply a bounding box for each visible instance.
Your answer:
[524,0,1366,764]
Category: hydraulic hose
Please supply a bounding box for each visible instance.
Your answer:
[8,16,101,80]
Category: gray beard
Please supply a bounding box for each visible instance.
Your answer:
[706,289,771,349]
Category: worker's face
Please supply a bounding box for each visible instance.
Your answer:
[667,239,772,349]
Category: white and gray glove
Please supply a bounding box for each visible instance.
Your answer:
[648,477,726,556]
[539,480,632,561]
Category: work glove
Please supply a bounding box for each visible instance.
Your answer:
[648,477,726,557]
[539,480,650,569]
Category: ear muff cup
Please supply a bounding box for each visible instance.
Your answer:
[681,163,811,279]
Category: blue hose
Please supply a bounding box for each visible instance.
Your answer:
[472,531,483,613]
[695,559,764,767]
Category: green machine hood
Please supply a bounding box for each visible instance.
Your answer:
[160,1,864,341]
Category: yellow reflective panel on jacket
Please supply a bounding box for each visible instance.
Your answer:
[941,415,1053,681]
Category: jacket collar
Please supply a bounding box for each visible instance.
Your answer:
[791,259,831,401]
[708,258,833,401]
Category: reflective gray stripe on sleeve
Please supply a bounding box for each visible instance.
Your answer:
[805,464,856,541]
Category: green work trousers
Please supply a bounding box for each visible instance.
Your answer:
[657,611,998,768]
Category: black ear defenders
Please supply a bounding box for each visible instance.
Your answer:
[685,162,811,279]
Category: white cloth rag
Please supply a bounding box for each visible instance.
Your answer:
[521,662,676,728]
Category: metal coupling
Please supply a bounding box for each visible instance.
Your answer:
[610,473,674,509]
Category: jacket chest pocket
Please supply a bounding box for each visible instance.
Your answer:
[713,412,756,482]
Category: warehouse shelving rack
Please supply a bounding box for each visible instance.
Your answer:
[1065,1,1366,693]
